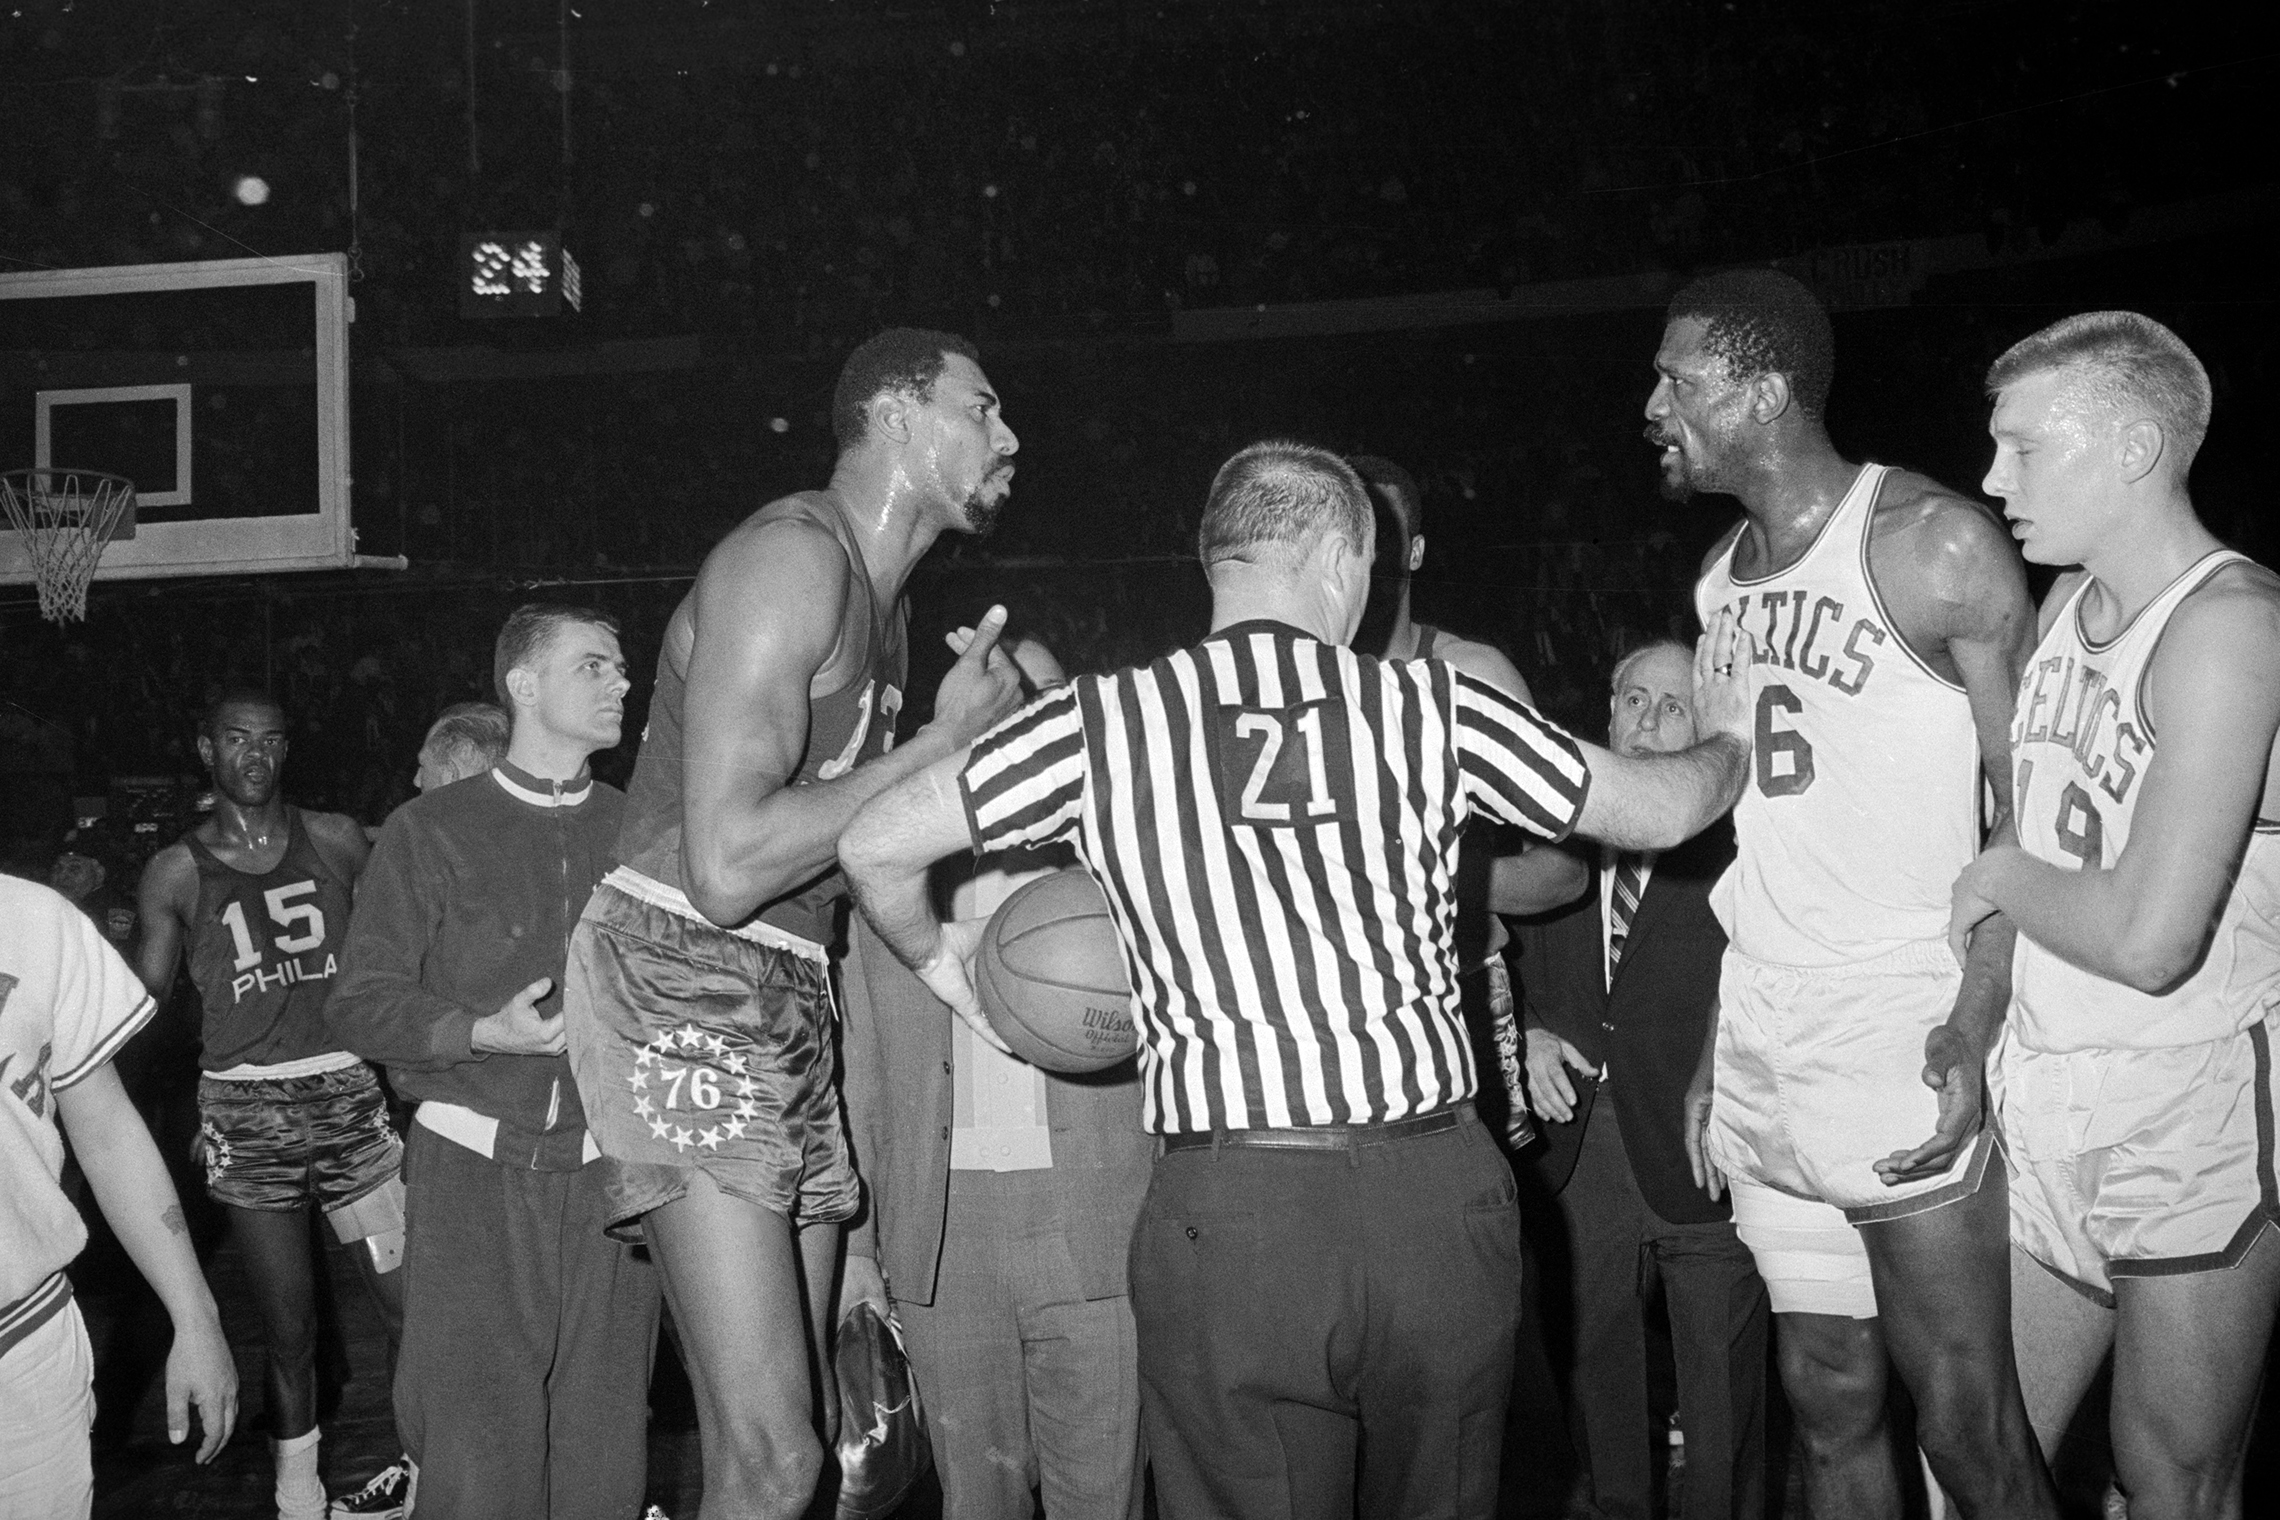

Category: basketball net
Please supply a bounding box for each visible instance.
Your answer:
[1,469,137,624]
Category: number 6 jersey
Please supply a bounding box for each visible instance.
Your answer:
[1694,463,1983,966]
[2011,550,2280,1052]
[183,806,356,1071]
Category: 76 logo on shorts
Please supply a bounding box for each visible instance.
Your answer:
[627,1022,759,1153]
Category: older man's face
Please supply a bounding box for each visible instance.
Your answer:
[1609,645,1699,757]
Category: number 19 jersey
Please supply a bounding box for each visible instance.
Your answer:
[1694,463,1982,967]
[2011,552,2280,1052]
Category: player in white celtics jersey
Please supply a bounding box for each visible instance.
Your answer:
[1955,311,2280,1518]
[1655,269,2059,1519]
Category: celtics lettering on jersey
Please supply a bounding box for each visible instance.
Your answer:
[1693,463,1982,965]
[2010,552,2280,1052]
[2009,650,2149,871]
[1707,586,1891,800]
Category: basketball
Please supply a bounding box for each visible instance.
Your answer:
[974,870,1139,1074]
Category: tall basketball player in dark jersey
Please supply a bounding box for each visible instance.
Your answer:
[137,691,406,1520]
[564,329,1023,1518]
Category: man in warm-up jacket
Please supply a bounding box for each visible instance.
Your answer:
[328,605,659,1520]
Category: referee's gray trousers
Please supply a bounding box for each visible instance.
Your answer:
[1129,1105,1521,1520]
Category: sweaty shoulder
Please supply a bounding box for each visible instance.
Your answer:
[682,492,853,668]
[303,808,367,852]
[1870,471,2013,579]
[1868,470,2028,651]
[138,838,200,906]
[2159,559,2280,665]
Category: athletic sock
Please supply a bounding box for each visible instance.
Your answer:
[274,1427,325,1520]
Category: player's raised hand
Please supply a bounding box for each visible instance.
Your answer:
[473,976,565,1056]
[1690,608,1755,746]
[931,604,1023,747]
[1874,1023,1985,1185]
[166,1313,239,1463]
[918,917,1015,1055]
[1523,1027,1596,1124]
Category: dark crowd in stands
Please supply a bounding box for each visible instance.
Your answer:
[2,1,2259,347]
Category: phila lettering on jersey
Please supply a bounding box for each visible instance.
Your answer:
[2011,551,2280,1052]
[182,806,356,1071]
[1694,463,1982,966]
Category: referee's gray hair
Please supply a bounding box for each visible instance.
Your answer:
[421,701,510,778]
[1198,440,1373,569]
[1609,638,1692,695]
[1986,311,2212,475]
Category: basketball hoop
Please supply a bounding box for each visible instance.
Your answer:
[0,469,138,624]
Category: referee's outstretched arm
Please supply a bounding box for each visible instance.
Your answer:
[1567,609,1756,851]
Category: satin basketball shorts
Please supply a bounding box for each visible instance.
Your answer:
[1993,1012,2280,1302]
[1709,938,1992,1221]
[195,1063,402,1218]
[565,879,860,1239]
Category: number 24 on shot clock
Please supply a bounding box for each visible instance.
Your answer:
[458,231,584,317]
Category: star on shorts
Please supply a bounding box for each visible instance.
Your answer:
[722,1118,747,1140]
[671,1126,695,1150]
[698,1127,724,1151]
[648,1116,671,1140]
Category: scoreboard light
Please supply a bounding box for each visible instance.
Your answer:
[459,232,583,317]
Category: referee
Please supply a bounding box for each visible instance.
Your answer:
[840,440,1752,1519]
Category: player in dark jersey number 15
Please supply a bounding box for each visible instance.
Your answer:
[136,692,404,1518]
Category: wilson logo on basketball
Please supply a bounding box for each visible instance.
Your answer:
[976,871,1139,1075]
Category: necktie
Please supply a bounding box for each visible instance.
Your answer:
[1608,853,1647,982]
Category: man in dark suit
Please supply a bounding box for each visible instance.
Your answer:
[1518,639,1769,1520]
[838,639,1155,1520]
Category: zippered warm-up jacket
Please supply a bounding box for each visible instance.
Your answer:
[329,761,624,1170]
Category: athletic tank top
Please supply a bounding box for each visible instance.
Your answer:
[182,807,356,1071]
[2010,551,2280,1052]
[617,490,909,947]
[1693,463,1982,966]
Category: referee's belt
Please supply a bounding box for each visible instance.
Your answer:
[1162,1102,1469,1154]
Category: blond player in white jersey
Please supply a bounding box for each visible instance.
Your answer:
[1954,311,2280,1519]
[1656,269,2058,1519]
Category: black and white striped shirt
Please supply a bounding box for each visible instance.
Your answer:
[960,619,1592,1133]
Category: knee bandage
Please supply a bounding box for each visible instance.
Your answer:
[325,1177,407,1271]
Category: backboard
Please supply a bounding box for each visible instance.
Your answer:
[0,253,369,582]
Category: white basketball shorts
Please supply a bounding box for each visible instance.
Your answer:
[1710,938,1992,1221]
[1993,1011,2280,1302]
